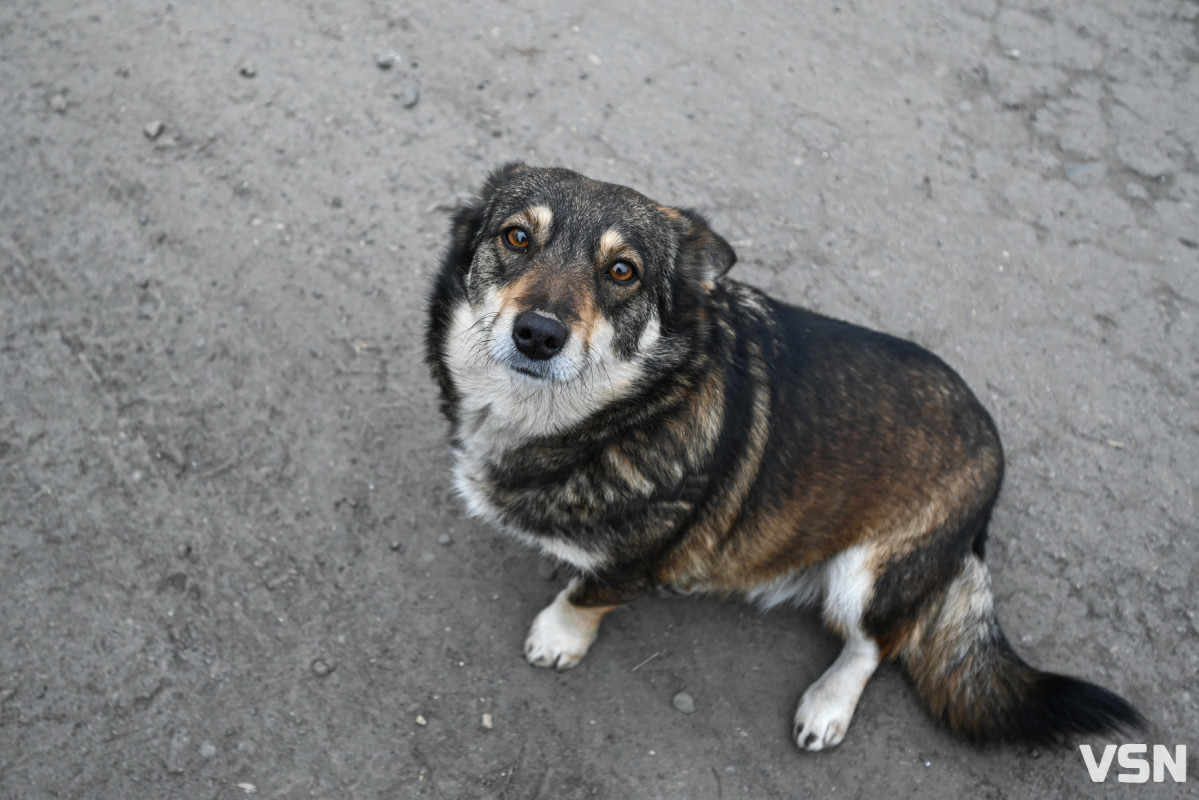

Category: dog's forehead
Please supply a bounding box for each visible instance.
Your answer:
[492,169,664,235]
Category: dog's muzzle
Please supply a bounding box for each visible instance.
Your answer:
[512,311,568,361]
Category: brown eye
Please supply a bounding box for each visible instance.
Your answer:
[504,227,530,249]
[608,261,637,283]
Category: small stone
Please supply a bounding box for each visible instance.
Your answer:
[49,94,67,113]
[138,215,150,226]
[400,85,420,108]
[437,533,452,546]
[239,63,257,78]
[200,742,217,758]
[1125,182,1150,202]
[671,691,696,714]
[415,714,428,726]
[1064,162,1107,184]
[144,120,165,140]
[311,658,334,677]
[167,730,187,774]
[481,713,494,729]
[329,196,343,208]
[376,51,400,69]
[194,337,206,350]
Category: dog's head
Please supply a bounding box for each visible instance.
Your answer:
[435,164,736,437]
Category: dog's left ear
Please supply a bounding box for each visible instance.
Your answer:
[673,208,737,284]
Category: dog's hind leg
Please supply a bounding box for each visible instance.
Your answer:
[524,576,636,670]
[793,545,882,751]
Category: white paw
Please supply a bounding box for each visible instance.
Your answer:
[793,634,880,751]
[523,587,599,670]
[793,683,857,751]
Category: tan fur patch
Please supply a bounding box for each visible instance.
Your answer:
[605,446,655,495]
[659,337,773,587]
[498,260,597,333]
[499,205,554,245]
[595,228,642,272]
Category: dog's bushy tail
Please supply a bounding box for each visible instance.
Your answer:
[898,555,1144,745]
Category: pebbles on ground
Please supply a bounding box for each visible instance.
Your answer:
[671,691,696,714]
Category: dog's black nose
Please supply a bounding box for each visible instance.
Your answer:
[512,311,568,361]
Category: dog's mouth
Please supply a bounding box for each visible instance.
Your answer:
[511,363,547,379]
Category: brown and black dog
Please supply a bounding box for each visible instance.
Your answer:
[425,164,1142,750]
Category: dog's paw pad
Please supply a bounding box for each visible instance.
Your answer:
[523,600,594,670]
[793,689,854,751]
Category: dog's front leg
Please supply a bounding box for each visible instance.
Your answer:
[524,575,636,670]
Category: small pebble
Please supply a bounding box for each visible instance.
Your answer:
[200,742,217,758]
[144,120,165,140]
[239,63,257,78]
[311,658,335,677]
[1064,162,1107,184]
[138,215,150,225]
[50,94,67,113]
[1125,182,1150,201]
[329,196,343,208]
[437,534,453,546]
[400,85,420,108]
[415,714,428,726]
[375,51,400,69]
[481,713,494,729]
[671,691,696,714]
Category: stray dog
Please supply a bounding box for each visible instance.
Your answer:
[425,164,1143,750]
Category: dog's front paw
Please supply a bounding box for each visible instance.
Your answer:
[524,587,600,670]
[792,681,858,751]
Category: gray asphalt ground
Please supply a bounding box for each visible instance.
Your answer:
[2,1,1197,798]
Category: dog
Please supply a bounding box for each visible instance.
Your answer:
[424,164,1143,750]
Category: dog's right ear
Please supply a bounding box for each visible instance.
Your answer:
[480,161,527,198]
[447,203,484,279]
[447,163,528,279]
[446,203,481,281]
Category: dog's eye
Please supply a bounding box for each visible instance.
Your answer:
[504,227,530,249]
[608,261,637,283]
